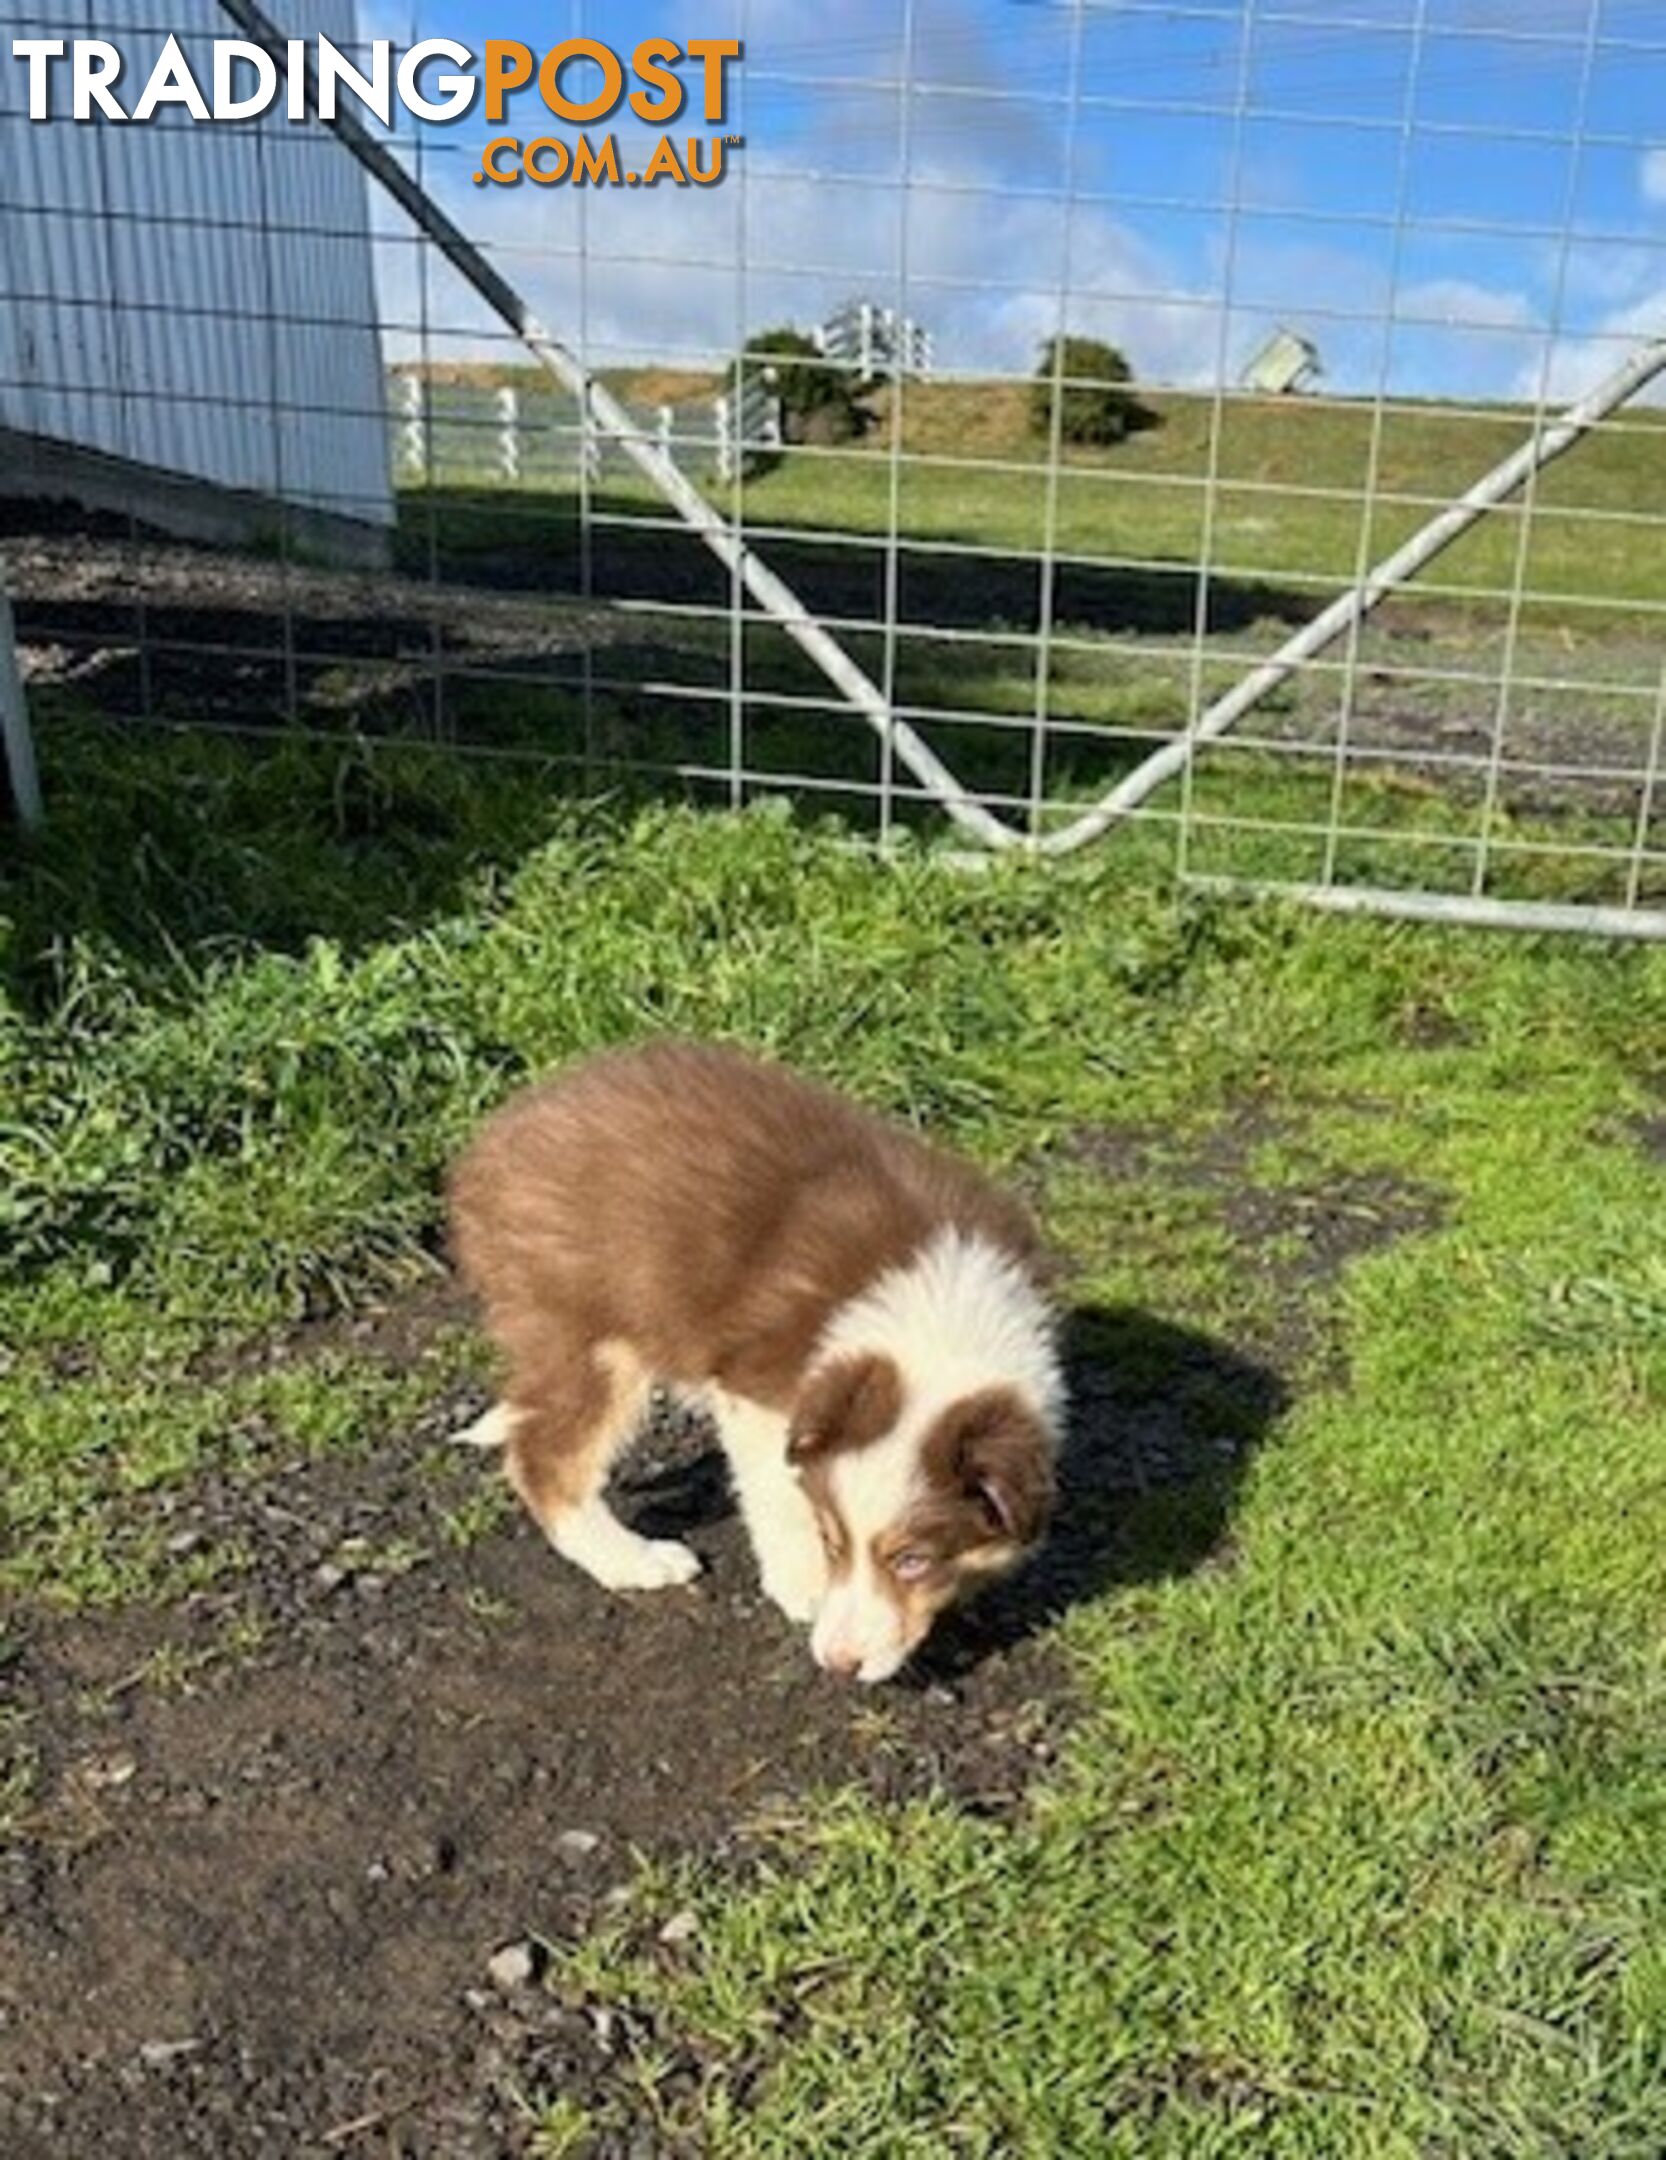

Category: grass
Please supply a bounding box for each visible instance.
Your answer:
[4,707,1665,2151]
[403,372,1666,624]
[553,949,1666,2155]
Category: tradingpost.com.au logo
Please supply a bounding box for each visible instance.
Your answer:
[8,34,743,188]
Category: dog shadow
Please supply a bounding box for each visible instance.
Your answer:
[622,1303,1288,1681]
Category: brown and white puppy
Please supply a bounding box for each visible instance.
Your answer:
[448,1039,1063,1682]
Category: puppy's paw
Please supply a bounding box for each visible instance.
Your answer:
[590,1535,703,1593]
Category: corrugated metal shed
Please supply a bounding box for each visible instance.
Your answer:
[0,0,393,541]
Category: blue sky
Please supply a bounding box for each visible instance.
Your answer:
[362,0,1666,401]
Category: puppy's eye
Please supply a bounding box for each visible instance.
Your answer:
[889,1549,932,1582]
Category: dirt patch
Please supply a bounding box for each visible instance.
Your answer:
[1255,608,1666,826]
[185,1274,473,1388]
[1,524,616,737]
[1067,1105,1447,1373]
[0,1302,1276,2157]
[1396,1002,1472,1051]
[1630,1113,1666,1165]
[1210,1168,1445,1293]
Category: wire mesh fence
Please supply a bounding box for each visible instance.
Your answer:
[3,1,1664,935]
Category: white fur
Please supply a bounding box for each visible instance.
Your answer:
[548,1495,702,1592]
[809,1423,929,1682]
[456,1232,1057,1671]
[458,1397,700,1592]
[818,1227,1064,1430]
[807,1229,1063,1683]
[452,1400,517,1450]
[709,1393,828,1622]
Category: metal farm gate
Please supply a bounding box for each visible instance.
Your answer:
[3,2,1663,940]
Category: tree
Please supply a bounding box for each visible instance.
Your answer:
[742,327,861,443]
[1029,336,1154,445]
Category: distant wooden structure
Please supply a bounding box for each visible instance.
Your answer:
[817,301,934,385]
[1241,328,1323,395]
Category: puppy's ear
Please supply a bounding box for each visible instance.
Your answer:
[787,1352,902,1465]
[925,1387,1055,1547]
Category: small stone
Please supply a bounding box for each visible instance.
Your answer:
[487,1938,545,1992]
[313,1562,350,1593]
[166,1529,206,1559]
[81,1751,137,1791]
[658,1909,699,1947]
[138,2039,201,2070]
[555,1829,601,1863]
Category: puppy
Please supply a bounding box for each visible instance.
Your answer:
[448,1039,1063,1682]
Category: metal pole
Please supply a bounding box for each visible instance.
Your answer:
[1184,875,1666,944]
[1037,336,1666,856]
[497,384,520,485]
[0,581,42,829]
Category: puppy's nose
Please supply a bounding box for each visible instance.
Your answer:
[819,1645,864,1679]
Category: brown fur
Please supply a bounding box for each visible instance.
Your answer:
[916,1387,1056,1549]
[787,1353,905,1465]
[448,1040,1048,1533]
[789,1367,1055,1622]
[869,1387,1056,1636]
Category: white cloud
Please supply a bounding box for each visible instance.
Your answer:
[354,3,1227,387]
[1515,287,1666,407]
[1560,241,1661,309]
[1396,279,1533,331]
[374,109,1225,389]
[361,17,1657,403]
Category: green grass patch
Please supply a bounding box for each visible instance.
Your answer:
[551,1068,1666,2153]
[3,713,1665,2148]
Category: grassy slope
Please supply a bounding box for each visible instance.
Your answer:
[4,720,1665,2153]
[421,374,1666,617]
[754,385,1666,615]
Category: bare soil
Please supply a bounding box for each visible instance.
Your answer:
[0,514,617,741]
[1,1377,1078,2160]
[1631,1113,1666,1164]
[0,1304,1259,2157]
